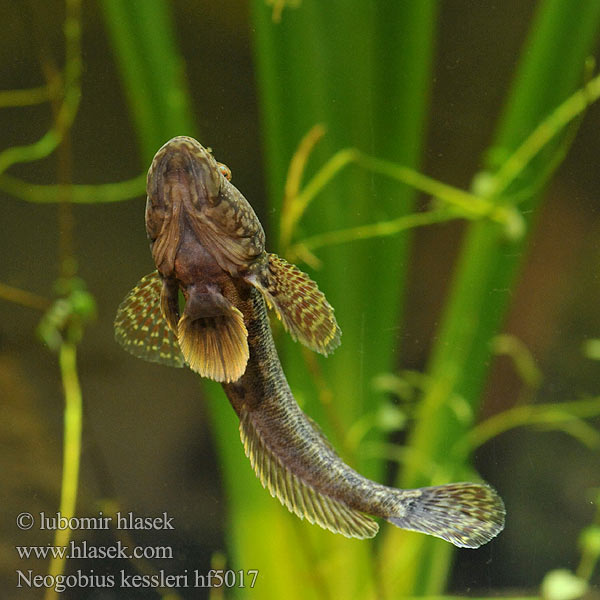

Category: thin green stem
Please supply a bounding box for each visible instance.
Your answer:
[577,548,600,583]
[279,123,326,251]
[45,342,83,600]
[492,334,542,392]
[576,495,600,581]
[42,7,84,593]
[0,282,51,311]
[0,0,81,177]
[285,147,523,255]
[453,397,600,457]
[289,208,456,259]
[355,152,492,216]
[290,149,503,231]
[0,172,146,203]
[286,147,358,239]
[0,84,53,108]
[489,72,600,198]
[0,130,61,176]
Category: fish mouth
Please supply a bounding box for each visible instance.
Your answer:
[147,136,222,201]
[145,136,223,275]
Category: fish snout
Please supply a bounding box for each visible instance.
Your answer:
[148,136,222,202]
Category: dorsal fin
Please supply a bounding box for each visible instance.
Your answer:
[238,410,378,539]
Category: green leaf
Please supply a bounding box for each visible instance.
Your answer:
[541,569,588,600]
[379,1,600,595]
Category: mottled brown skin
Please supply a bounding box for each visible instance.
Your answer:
[145,137,264,332]
[145,137,397,515]
[222,285,411,517]
[139,136,505,546]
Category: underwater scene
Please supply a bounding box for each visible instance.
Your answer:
[1,1,599,598]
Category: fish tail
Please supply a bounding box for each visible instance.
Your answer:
[385,482,505,548]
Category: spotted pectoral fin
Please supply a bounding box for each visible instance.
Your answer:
[238,410,378,539]
[177,289,249,383]
[246,253,341,356]
[114,271,185,368]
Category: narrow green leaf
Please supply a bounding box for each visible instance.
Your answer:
[253,1,436,598]
[380,1,600,595]
[101,0,196,162]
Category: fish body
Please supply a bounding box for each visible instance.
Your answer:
[115,136,505,547]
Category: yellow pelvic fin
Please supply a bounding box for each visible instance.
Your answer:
[239,410,378,539]
[247,253,341,356]
[177,306,249,383]
[114,271,185,368]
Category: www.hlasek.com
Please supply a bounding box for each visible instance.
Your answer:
[15,510,258,592]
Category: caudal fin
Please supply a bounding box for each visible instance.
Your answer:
[387,482,505,548]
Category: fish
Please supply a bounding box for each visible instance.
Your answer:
[114,136,505,547]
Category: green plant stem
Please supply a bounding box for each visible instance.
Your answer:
[577,555,599,586]
[0,84,53,108]
[290,208,456,259]
[0,0,81,177]
[489,71,600,198]
[492,334,542,392]
[279,123,326,251]
[455,397,600,457]
[101,0,195,164]
[45,342,83,600]
[379,1,600,595]
[0,172,145,203]
[0,282,51,311]
[576,507,600,582]
[287,148,519,243]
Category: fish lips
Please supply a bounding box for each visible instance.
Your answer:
[148,136,221,199]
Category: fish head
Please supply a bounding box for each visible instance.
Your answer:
[146,136,223,229]
[145,136,228,274]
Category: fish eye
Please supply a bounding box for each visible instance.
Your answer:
[218,162,232,181]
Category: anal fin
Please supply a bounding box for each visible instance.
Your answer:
[246,253,341,356]
[239,410,378,539]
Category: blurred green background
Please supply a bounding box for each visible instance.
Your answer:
[1,1,600,598]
